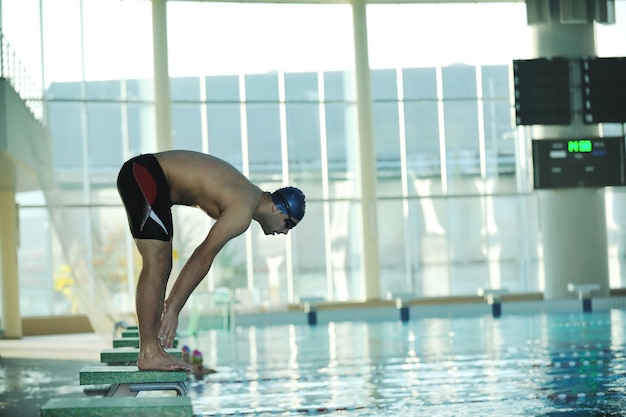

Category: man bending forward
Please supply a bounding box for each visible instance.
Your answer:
[117,150,306,371]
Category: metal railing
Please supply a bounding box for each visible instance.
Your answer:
[1,31,44,121]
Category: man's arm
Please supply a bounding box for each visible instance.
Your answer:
[158,210,251,347]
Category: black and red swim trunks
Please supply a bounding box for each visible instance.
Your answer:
[117,154,173,241]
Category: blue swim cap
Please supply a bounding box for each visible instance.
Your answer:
[271,186,306,221]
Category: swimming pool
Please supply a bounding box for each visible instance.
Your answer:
[185,310,626,416]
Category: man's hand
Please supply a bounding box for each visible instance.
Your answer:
[159,302,179,348]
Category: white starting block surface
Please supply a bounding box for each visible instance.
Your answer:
[568,283,601,299]
[477,288,509,304]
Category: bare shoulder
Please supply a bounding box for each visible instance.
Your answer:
[154,150,263,217]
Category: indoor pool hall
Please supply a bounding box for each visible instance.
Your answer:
[2,1,626,416]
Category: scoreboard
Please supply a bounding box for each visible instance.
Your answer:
[513,58,571,126]
[532,137,626,189]
[514,57,626,125]
[581,57,626,124]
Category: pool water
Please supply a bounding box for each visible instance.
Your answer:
[186,310,626,416]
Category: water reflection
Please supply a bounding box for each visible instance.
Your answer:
[0,358,84,415]
[189,312,626,416]
[535,311,626,416]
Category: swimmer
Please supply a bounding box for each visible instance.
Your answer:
[191,349,217,379]
[117,150,306,372]
[181,345,191,364]
[181,345,215,379]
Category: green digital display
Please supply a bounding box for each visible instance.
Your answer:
[532,137,626,189]
[568,139,592,153]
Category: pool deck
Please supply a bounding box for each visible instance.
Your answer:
[0,332,110,361]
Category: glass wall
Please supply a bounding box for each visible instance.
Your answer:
[597,3,626,290]
[366,3,535,297]
[2,0,626,319]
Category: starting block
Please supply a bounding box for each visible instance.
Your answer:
[478,288,509,318]
[386,292,417,322]
[41,396,193,417]
[298,297,325,326]
[113,337,179,349]
[568,283,601,313]
[79,365,188,397]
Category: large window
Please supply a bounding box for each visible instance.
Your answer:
[4,0,626,320]
[166,2,357,304]
[366,3,535,296]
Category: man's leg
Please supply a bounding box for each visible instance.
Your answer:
[134,238,192,372]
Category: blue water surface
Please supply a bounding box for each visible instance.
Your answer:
[186,310,626,416]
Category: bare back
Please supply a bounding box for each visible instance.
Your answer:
[154,150,263,220]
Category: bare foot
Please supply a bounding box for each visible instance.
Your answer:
[137,349,193,372]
